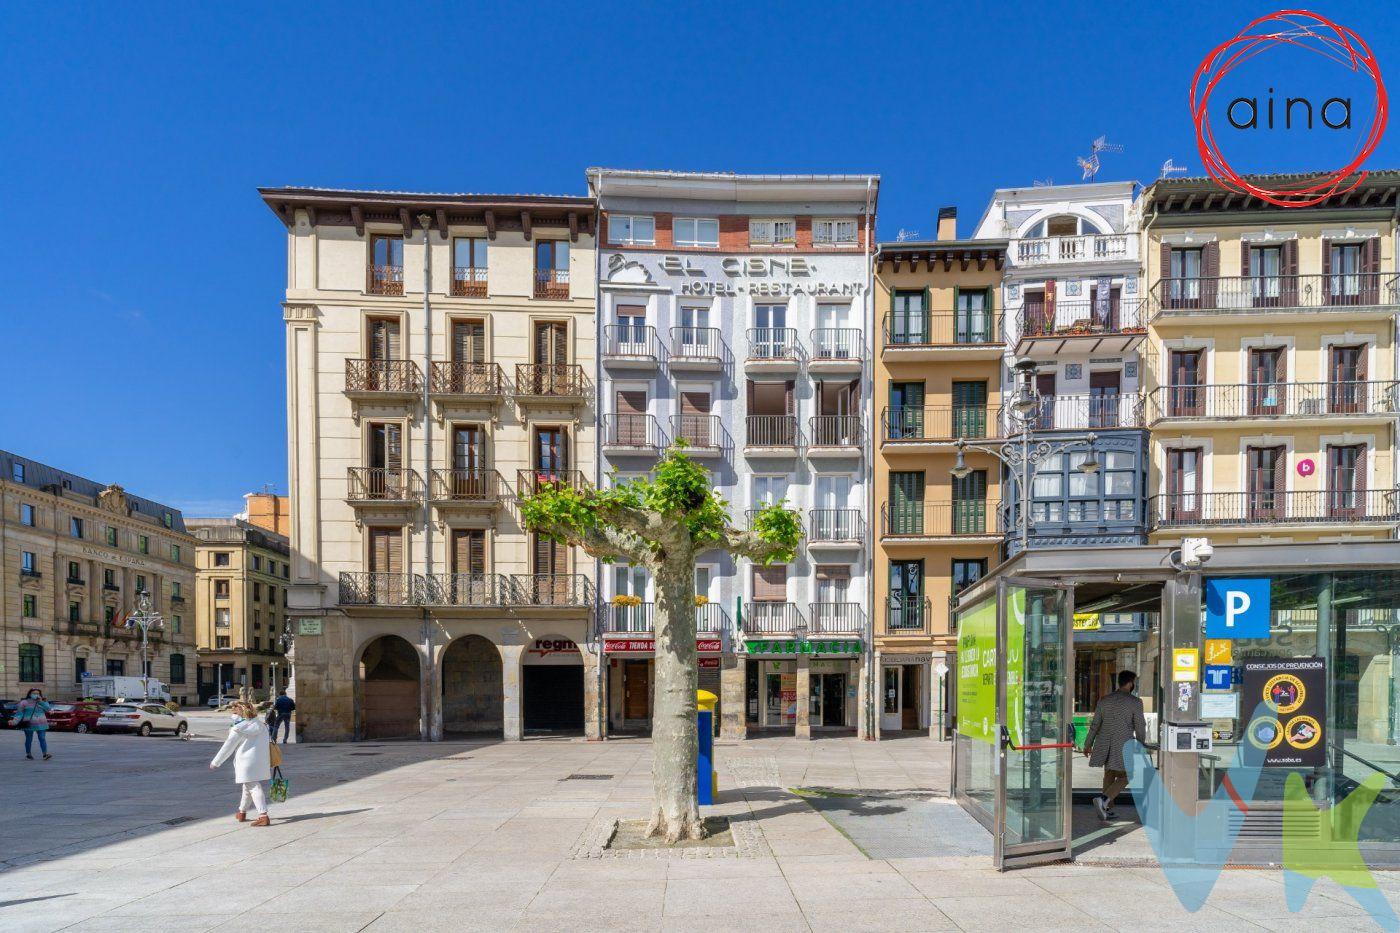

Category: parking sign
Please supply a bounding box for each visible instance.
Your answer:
[1205,577,1271,639]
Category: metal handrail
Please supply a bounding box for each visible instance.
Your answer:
[808,509,865,542]
[429,468,506,503]
[515,363,587,397]
[882,310,1001,347]
[429,361,504,396]
[746,327,802,361]
[1150,380,1399,420]
[516,469,590,497]
[809,603,866,634]
[1018,299,1146,338]
[743,602,805,634]
[602,324,666,360]
[1151,273,1399,314]
[809,415,863,447]
[602,414,668,450]
[882,406,998,442]
[668,326,728,363]
[670,414,732,455]
[880,501,990,536]
[746,414,801,448]
[885,596,932,633]
[450,266,488,297]
[510,574,594,607]
[347,467,423,501]
[418,573,510,606]
[1152,489,1400,526]
[345,358,422,394]
[811,328,864,360]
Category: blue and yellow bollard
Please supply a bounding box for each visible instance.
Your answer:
[696,689,718,805]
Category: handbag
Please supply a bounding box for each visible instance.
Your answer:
[269,766,289,803]
[269,741,283,768]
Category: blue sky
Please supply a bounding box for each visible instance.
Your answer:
[3,1,1396,517]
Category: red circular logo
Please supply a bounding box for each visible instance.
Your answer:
[1297,458,1315,477]
[1191,10,1387,208]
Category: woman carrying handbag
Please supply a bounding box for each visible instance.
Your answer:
[209,700,274,825]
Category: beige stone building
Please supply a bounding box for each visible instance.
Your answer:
[262,187,598,741]
[188,518,291,702]
[0,451,197,704]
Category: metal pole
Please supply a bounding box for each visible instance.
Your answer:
[141,623,149,701]
[1020,425,1031,552]
[419,214,436,743]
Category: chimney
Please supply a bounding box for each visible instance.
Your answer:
[936,206,958,241]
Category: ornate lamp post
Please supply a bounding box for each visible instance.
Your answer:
[951,360,1101,553]
[279,630,296,699]
[124,590,164,701]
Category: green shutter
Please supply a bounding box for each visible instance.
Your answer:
[890,472,925,534]
[953,470,987,534]
[952,381,987,438]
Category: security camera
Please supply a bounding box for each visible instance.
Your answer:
[1180,537,1214,570]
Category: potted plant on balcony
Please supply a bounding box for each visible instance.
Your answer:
[693,595,709,606]
[611,594,643,607]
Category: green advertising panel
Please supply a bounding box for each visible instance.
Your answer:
[957,595,998,744]
[1006,586,1026,750]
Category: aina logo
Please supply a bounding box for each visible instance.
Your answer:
[1190,10,1387,207]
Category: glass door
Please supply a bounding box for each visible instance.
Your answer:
[996,578,1074,870]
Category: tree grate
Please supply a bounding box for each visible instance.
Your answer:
[563,774,613,781]
[162,816,197,826]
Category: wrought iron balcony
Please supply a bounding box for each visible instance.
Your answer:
[429,361,505,399]
[667,327,729,369]
[429,469,507,506]
[882,310,1001,348]
[810,328,865,365]
[809,603,866,635]
[1151,273,1399,316]
[345,359,422,396]
[514,364,588,401]
[743,602,805,635]
[418,573,509,607]
[368,263,403,296]
[603,601,653,634]
[516,469,590,497]
[808,509,865,545]
[696,602,726,634]
[1014,234,1132,266]
[746,415,801,449]
[601,414,667,453]
[669,414,732,457]
[347,467,424,503]
[1149,381,1399,422]
[1020,394,1145,432]
[450,266,487,297]
[1018,299,1146,339]
[602,324,666,365]
[339,572,416,606]
[533,268,570,300]
[510,574,594,607]
[808,415,863,450]
[1151,490,1400,528]
[882,406,998,444]
[746,327,802,364]
[885,596,932,634]
[880,501,991,538]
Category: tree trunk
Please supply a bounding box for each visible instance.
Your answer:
[645,553,704,842]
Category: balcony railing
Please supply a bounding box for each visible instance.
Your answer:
[429,361,505,397]
[602,414,667,451]
[746,415,801,448]
[516,469,589,497]
[429,468,507,504]
[451,266,487,298]
[510,573,594,607]
[533,268,570,300]
[603,602,653,633]
[339,572,415,606]
[882,406,997,442]
[1022,394,1145,431]
[809,415,863,447]
[696,602,725,634]
[1019,299,1146,338]
[419,573,510,606]
[811,328,865,361]
[810,603,866,634]
[880,501,990,537]
[368,264,403,296]
[743,602,804,634]
[883,310,1001,347]
[885,597,932,633]
[1151,273,1399,315]
[347,467,424,502]
[602,324,665,361]
[1152,490,1400,527]
[668,327,727,365]
[670,414,732,455]
[345,358,422,395]
[515,363,587,398]
[1151,381,1399,420]
[747,327,801,362]
[809,509,865,543]
[1015,234,1131,266]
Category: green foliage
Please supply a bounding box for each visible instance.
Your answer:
[749,501,801,564]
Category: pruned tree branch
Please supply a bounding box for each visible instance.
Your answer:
[596,499,680,548]
[720,526,795,564]
[529,514,655,567]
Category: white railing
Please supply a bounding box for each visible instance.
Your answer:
[1015,234,1132,266]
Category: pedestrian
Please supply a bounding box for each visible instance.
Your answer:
[1082,669,1147,822]
[10,688,53,760]
[271,689,296,743]
[210,699,273,826]
[264,704,277,739]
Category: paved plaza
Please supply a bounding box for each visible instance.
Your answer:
[0,714,1392,932]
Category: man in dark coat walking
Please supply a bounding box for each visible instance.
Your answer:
[1083,669,1147,821]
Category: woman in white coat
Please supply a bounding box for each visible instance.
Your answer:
[210,700,273,825]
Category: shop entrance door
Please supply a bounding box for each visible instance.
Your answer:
[623,660,650,722]
[822,674,846,726]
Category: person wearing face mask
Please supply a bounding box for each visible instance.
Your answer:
[11,689,53,760]
[209,699,274,825]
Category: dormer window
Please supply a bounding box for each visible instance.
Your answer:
[609,215,655,246]
[1026,215,1104,238]
[750,219,796,247]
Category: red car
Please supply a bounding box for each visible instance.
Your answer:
[47,701,106,733]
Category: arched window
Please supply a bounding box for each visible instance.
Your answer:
[18,643,43,682]
[169,653,186,685]
[1026,214,1104,238]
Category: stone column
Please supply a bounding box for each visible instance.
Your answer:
[500,643,525,741]
[720,654,747,740]
[856,657,871,740]
[795,655,811,740]
[583,649,602,741]
[421,623,443,742]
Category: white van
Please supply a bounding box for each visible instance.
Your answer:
[82,676,171,703]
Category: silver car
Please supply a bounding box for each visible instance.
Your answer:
[96,703,189,737]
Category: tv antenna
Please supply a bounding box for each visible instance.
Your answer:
[1077,135,1123,181]
[895,228,920,241]
[1160,158,1189,179]
[1033,178,1054,187]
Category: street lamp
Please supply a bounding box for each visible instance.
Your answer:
[124,590,164,701]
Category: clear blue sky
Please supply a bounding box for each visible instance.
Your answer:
[3,1,1396,517]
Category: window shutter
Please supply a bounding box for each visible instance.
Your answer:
[1363,238,1381,303]
[752,565,787,601]
[1281,239,1299,305]
[552,323,567,366]
[784,380,794,416]
[1322,239,1332,277]
[1202,242,1219,306]
[385,424,402,470]
[1159,241,1171,285]
[1357,445,1368,497]
[1240,242,1251,278]
[534,323,549,365]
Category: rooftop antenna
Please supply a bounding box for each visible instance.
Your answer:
[1033,178,1054,187]
[1077,135,1123,181]
[1160,158,1189,180]
[895,228,920,241]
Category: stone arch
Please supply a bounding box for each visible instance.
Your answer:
[440,634,503,736]
[520,633,586,734]
[356,633,421,740]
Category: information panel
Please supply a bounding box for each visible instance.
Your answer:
[1241,657,1326,768]
[956,596,998,744]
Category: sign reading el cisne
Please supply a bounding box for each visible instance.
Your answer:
[606,252,866,298]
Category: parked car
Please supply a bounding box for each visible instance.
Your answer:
[206,695,235,709]
[47,701,107,733]
[96,703,188,736]
[0,700,20,728]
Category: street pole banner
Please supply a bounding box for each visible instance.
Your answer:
[1241,657,1326,768]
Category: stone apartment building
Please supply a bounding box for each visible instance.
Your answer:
[262,187,598,742]
[188,518,291,703]
[0,451,197,704]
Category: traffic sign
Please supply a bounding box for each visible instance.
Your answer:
[1204,639,1233,665]
[1206,578,1271,639]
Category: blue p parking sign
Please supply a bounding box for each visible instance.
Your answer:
[1205,577,1271,639]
